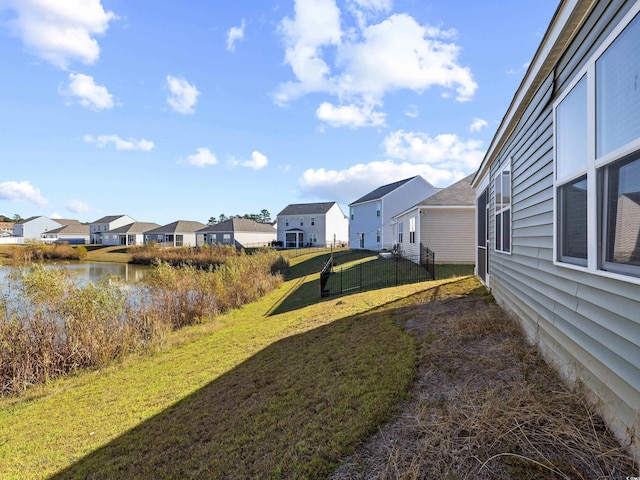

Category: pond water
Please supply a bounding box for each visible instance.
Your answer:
[0,262,151,286]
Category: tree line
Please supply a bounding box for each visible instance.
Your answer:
[208,209,271,225]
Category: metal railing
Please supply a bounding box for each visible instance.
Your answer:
[320,247,435,297]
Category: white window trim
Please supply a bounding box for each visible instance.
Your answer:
[552,2,640,285]
[494,159,512,255]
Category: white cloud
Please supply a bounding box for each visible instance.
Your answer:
[0,180,48,206]
[275,3,477,116]
[166,75,200,115]
[66,199,91,213]
[2,0,117,69]
[316,101,385,128]
[298,129,485,203]
[383,130,484,171]
[337,14,476,101]
[299,160,464,204]
[83,134,154,151]
[241,151,269,170]
[60,73,114,110]
[226,19,245,52]
[404,104,418,118]
[184,147,217,167]
[274,0,342,105]
[469,118,488,132]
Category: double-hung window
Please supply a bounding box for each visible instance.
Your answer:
[398,222,403,244]
[494,162,511,253]
[554,5,640,280]
[409,217,416,243]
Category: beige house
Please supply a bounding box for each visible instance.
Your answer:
[393,174,475,264]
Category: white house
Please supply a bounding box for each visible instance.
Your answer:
[13,216,64,240]
[471,0,639,454]
[90,215,136,244]
[144,220,207,247]
[348,176,438,250]
[393,174,475,263]
[196,218,276,248]
[101,222,161,246]
[41,222,90,244]
[276,202,348,248]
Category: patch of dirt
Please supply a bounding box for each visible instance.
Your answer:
[331,284,638,479]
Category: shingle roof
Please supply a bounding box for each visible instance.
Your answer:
[145,220,207,234]
[46,223,90,235]
[15,216,41,224]
[349,176,419,206]
[197,218,276,234]
[106,222,161,234]
[91,215,130,224]
[418,174,475,207]
[277,202,339,216]
[55,219,81,226]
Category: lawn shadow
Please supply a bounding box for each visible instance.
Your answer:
[47,284,452,479]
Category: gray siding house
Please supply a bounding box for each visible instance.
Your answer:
[102,222,161,246]
[41,222,90,244]
[472,0,639,453]
[145,220,207,247]
[196,218,276,248]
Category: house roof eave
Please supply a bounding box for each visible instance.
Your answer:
[472,0,596,189]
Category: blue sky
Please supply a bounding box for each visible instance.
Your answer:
[0,0,559,225]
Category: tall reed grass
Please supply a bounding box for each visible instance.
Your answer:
[10,241,87,263]
[129,243,240,268]
[0,249,287,395]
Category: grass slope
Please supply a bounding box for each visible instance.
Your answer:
[0,252,452,479]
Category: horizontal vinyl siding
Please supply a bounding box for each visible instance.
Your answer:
[487,0,639,450]
[423,209,474,264]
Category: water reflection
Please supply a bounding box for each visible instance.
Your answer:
[0,262,150,287]
[57,262,149,284]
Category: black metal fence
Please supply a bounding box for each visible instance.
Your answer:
[320,246,435,297]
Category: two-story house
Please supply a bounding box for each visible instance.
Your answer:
[348,176,438,250]
[89,215,136,244]
[276,202,348,248]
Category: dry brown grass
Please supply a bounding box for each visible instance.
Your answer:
[332,278,638,479]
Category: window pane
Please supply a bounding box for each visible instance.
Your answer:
[495,174,502,208]
[559,176,588,264]
[556,76,587,179]
[605,157,640,268]
[596,13,640,157]
[503,209,511,253]
[495,213,502,251]
[502,168,511,206]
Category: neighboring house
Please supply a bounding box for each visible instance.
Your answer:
[196,218,276,248]
[41,222,90,244]
[90,215,136,244]
[348,176,438,250]
[0,222,13,237]
[13,216,64,240]
[101,222,161,246]
[276,202,348,248]
[144,220,207,247]
[393,174,475,263]
[471,0,639,453]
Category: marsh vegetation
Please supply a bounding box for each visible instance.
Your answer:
[0,248,287,395]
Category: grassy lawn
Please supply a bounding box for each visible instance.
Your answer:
[0,251,463,479]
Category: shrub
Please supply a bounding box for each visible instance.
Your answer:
[0,249,289,395]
